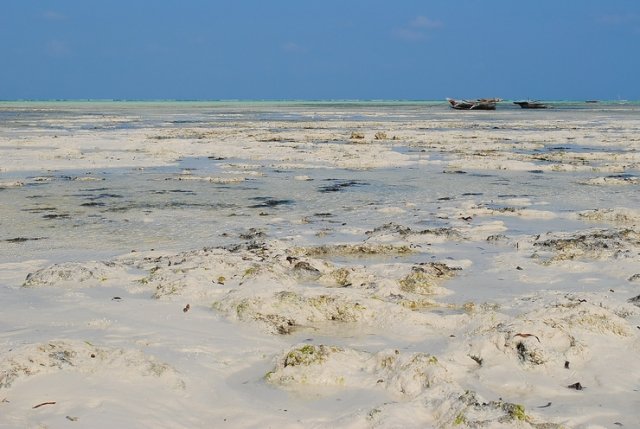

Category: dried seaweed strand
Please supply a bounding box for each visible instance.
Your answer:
[32,401,56,409]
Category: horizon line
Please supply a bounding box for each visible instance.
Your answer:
[0,98,636,103]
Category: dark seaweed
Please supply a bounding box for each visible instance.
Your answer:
[22,207,58,213]
[318,180,368,193]
[152,189,196,195]
[5,237,46,243]
[248,198,294,208]
[86,193,123,200]
[42,213,70,219]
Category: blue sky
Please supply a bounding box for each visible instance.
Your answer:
[1,0,639,100]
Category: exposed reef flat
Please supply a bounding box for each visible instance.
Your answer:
[1,101,640,428]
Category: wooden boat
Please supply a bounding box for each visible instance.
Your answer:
[446,98,501,110]
[513,100,548,109]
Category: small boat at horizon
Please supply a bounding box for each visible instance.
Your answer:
[446,98,502,110]
[513,100,549,109]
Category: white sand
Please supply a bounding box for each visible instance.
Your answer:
[1,101,640,428]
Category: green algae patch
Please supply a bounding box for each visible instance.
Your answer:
[508,403,527,421]
[242,265,260,278]
[283,345,334,367]
[454,413,467,425]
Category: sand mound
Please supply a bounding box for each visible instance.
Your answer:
[0,340,185,391]
[267,344,562,428]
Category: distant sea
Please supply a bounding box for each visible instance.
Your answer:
[1,100,639,131]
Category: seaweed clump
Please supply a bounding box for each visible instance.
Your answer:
[533,229,640,262]
[399,263,459,295]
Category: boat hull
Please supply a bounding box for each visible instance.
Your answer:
[513,101,548,109]
[447,98,498,110]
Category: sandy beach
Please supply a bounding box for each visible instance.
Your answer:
[1,101,640,428]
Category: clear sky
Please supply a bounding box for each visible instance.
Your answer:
[1,0,639,100]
